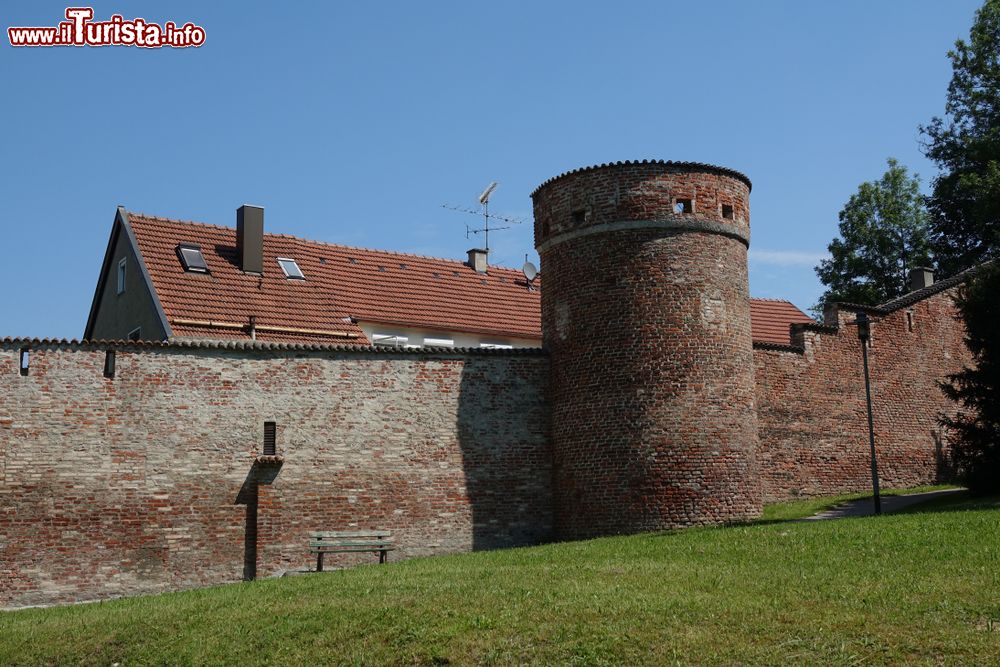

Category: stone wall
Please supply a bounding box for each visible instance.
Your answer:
[0,343,551,608]
[754,285,970,501]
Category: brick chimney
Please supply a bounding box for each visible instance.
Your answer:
[467,248,488,273]
[909,266,934,292]
[236,205,264,274]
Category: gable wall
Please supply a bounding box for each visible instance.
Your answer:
[87,227,166,341]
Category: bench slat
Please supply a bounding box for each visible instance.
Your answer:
[310,531,390,538]
[309,547,396,554]
[309,542,393,549]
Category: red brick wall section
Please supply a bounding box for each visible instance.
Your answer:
[754,286,970,501]
[532,161,763,538]
[0,345,551,608]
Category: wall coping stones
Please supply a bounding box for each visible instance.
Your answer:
[0,337,548,357]
[531,159,753,197]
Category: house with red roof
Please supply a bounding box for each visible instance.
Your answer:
[84,205,814,347]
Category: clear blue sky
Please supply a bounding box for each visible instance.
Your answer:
[0,1,984,338]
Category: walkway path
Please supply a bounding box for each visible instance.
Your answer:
[802,488,965,520]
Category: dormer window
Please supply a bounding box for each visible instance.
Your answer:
[277,258,305,280]
[177,244,209,273]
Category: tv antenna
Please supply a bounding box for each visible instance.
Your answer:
[442,181,525,254]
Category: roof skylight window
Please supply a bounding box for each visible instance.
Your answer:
[277,257,305,280]
[177,244,209,273]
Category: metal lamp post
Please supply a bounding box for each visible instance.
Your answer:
[854,311,882,515]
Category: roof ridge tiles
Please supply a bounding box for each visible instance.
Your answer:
[749,297,799,304]
[127,210,529,274]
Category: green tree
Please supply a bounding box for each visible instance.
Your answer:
[940,263,1000,495]
[814,158,932,308]
[920,0,1000,276]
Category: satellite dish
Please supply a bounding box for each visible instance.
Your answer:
[522,261,538,282]
[478,181,498,205]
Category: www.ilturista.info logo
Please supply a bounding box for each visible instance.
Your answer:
[8,7,205,48]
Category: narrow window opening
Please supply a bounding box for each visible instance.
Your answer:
[19,348,29,376]
[263,421,276,456]
[277,258,305,280]
[722,204,734,220]
[104,350,116,378]
[541,221,550,236]
[127,327,141,341]
[177,244,209,273]
[674,199,693,214]
[571,209,586,224]
[907,310,914,332]
[117,257,127,294]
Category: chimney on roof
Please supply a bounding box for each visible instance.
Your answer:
[236,205,264,274]
[909,266,934,292]
[467,248,488,273]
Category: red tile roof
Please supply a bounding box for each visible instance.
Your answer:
[126,212,813,346]
[127,213,541,344]
[749,298,816,345]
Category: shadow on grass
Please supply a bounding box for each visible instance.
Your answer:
[895,491,1000,515]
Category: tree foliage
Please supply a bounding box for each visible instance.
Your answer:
[814,158,931,308]
[921,0,1000,276]
[940,263,1000,494]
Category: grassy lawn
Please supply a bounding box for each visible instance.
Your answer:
[2,490,998,666]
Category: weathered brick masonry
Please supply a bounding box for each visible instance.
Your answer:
[0,343,550,608]
[754,285,971,501]
[0,160,974,608]
[532,161,762,538]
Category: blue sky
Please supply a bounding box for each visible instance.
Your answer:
[0,1,983,338]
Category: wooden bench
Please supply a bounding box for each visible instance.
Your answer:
[309,530,394,571]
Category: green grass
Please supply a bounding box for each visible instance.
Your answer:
[760,484,960,521]
[2,491,998,666]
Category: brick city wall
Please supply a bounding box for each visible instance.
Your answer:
[0,344,551,608]
[754,285,970,501]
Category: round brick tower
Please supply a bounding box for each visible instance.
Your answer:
[532,160,762,539]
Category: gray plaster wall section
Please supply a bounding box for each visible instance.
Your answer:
[87,226,166,341]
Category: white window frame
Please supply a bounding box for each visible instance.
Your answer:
[423,337,455,348]
[372,334,408,348]
[277,257,305,280]
[117,258,127,294]
[479,342,514,350]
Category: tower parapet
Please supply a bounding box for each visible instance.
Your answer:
[532,160,762,538]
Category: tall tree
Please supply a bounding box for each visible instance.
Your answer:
[921,0,1000,276]
[940,263,1000,495]
[814,158,932,308]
